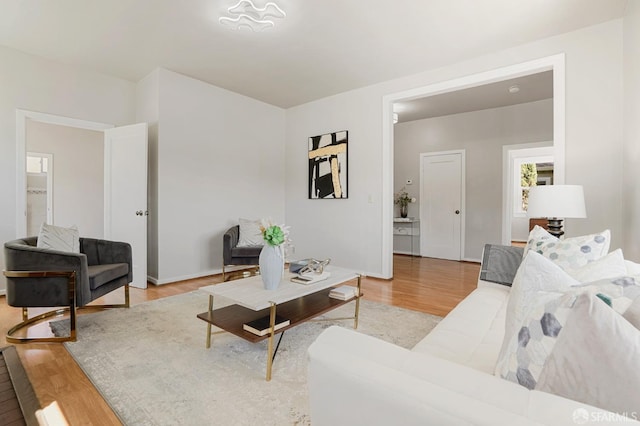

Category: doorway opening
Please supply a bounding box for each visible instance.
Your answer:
[382,54,566,279]
[26,152,53,236]
[16,110,113,237]
[16,110,149,289]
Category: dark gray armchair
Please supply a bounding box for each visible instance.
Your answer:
[222,225,262,281]
[3,236,132,343]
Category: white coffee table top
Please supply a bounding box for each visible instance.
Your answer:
[200,265,360,311]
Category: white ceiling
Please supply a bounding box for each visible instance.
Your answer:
[0,0,628,108]
[395,70,554,123]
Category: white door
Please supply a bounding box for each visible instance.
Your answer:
[104,123,148,289]
[420,151,464,260]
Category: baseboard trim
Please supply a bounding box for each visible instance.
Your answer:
[148,268,222,286]
[462,257,482,264]
[393,251,420,256]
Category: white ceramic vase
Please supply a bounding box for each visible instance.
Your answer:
[259,244,284,290]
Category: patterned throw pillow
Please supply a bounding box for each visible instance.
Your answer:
[494,252,579,377]
[498,275,640,389]
[536,292,640,416]
[36,223,80,253]
[522,225,556,256]
[571,275,640,314]
[523,226,610,270]
[563,249,627,282]
[236,218,264,247]
[497,291,578,389]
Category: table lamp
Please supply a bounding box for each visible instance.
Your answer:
[527,185,587,238]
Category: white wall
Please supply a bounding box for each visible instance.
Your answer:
[27,120,104,238]
[394,99,553,261]
[285,20,624,277]
[143,69,286,283]
[0,45,135,293]
[623,2,640,262]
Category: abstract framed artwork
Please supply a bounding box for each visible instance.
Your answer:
[308,130,348,199]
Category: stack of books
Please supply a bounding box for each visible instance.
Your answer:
[243,315,290,336]
[329,285,358,301]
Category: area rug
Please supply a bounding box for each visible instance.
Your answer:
[53,291,441,425]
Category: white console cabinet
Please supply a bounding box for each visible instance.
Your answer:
[393,218,420,256]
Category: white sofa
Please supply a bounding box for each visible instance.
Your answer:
[307,249,640,425]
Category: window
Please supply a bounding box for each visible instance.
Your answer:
[26,155,48,174]
[519,163,537,213]
[513,157,553,217]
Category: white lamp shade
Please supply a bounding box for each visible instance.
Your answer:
[527,185,587,218]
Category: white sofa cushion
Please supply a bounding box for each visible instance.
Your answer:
[412,284,509,374]
[308,326,627,425]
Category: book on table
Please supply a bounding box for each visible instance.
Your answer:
[242,315,290,336]
[329,285,358,300]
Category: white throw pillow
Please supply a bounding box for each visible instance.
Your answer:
[37,223,80,253]
[623,297,640,330]
[626,260,640,276]
[494,252,579,376]
[564,249,627,282]
[523,226,611,270]
[236,218,264,247]
[536,292,640,416]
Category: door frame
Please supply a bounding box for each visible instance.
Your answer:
[419,150,465,260]
[15,109,113,237]
[502,144,556,244]
[381,53,566,278]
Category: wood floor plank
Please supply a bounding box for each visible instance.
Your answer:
[0,255,479,424]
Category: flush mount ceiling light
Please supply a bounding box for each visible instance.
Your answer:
[508,84,521,94]
[219,0,286,31]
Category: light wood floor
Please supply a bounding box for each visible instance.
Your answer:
[0,255,479,425]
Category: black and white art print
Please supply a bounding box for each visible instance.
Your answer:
[308,131,348,199]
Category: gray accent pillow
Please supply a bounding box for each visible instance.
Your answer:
[479,244,524,286]
[536,292,640,416]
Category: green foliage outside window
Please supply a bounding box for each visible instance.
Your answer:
[520,163,538,211]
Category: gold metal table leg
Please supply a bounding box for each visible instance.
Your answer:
[206,295,213,349]
[266,302,276,381]
[354,274,362,329]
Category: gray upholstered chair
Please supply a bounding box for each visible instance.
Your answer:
[222,225,262,281]
[3,237,132,343]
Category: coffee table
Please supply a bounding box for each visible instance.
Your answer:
[197,265,361,381]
